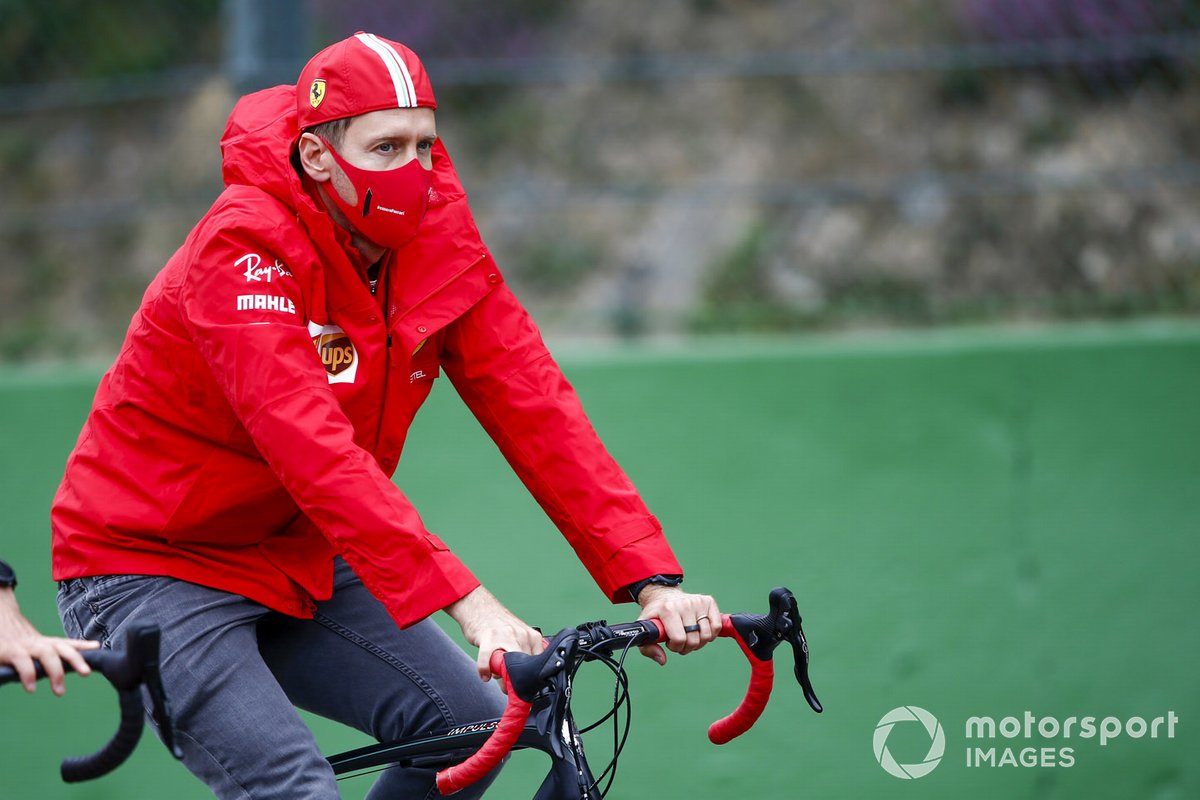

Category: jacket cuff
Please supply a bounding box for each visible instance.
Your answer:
[351,549,481,629]
[625,573,684,602]
[597,523,684,603]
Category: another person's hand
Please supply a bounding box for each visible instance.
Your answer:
[0,587,99,695]
[445,585,545,681]
[634,585,721,664]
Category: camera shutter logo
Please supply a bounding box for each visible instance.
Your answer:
[874,706,945,779]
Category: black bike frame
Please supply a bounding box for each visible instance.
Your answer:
[330,714,599,800]
[329,621,645,800]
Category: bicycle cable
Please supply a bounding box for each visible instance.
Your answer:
[575,631,640,798]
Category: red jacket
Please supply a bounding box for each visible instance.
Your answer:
[51,85,680,627]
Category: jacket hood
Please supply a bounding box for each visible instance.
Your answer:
[221,84,309,210]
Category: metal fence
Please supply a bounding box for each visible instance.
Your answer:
[1,0,1198,358]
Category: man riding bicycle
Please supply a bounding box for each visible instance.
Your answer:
[51,33,719,799]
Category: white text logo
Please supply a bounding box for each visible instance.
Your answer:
[236,295,296,314]
[965,710,1178,768]
[237,253,293,283]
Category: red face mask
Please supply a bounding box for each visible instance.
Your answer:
[322,139,433,250]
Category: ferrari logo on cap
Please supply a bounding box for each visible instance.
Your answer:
[309,79,326,109]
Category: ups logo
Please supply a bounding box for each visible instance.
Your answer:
[308,322,358,384]
[317,333,353,373]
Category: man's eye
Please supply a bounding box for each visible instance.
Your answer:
[418,141,433,153]
[376,142,394,153]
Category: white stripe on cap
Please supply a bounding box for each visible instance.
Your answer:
[356,33,418,108]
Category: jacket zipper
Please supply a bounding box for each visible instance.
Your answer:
[373,251,486,459]
[375,263,393,458]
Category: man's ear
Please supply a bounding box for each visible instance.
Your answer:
[297,132,333,183]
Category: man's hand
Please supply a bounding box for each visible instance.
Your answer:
[634,585,721,664]
[445,585,545,681]
[0,587,99,695]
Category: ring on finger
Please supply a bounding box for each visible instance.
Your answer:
[683,624,701,633]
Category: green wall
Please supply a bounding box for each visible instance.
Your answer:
[2,321,1197,799]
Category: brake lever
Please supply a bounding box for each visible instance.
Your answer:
[132,627,183,760]
[501,628,577,704]
[769,588,823,713]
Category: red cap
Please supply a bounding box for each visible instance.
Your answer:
[296,32,436,131]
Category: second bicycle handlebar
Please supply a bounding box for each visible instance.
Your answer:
[0,624,183,782]
[436,586,822,796]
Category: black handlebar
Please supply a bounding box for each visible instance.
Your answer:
[437,586,823,794]
[0,624,183,782]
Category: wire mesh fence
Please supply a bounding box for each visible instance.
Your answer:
[1,0,1198,359]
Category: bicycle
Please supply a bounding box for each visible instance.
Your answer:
[0,623,184,782]
[328,585,823,799]
[5,586,820,798]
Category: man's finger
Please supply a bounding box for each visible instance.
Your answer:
[661,615,688,654]
[9,653,38,694]
[476,649,495,682]
[58,641,94,678]
[638,642,667,666]
[37,651,68,696]
[526,631,547,656]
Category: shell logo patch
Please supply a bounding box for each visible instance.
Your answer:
[308,321,358,384]
[309,79,327,109]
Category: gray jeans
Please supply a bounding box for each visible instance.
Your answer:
[57,558,506,799]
